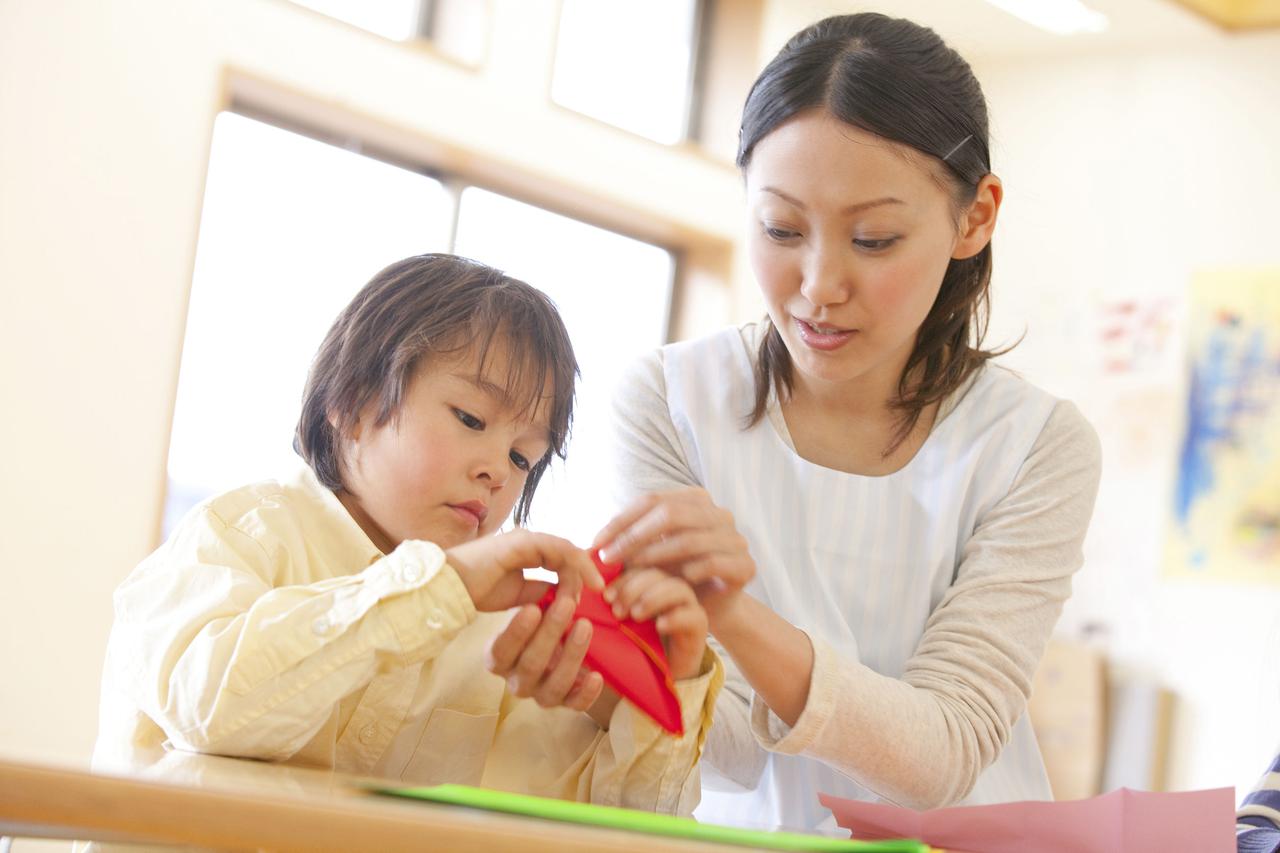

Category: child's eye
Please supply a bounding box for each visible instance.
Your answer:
[509,450,531,472]
[453,408,484,430]
[764,225,799,242]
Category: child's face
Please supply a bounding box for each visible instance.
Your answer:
[337,344,552,553]
[745,110,969,399]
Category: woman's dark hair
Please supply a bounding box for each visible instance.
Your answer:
[738,12,1006,452]
[294,253,578,525]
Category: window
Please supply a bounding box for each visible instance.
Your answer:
[453,188,674,542]
[551,0,703,144]
[288,0,425,41]
[165,112,676,548]
[165,112,452,532]
[287,0,487,65]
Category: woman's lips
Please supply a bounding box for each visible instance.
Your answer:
[795,317,857,351]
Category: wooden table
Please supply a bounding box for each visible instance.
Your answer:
[0,750,754,852]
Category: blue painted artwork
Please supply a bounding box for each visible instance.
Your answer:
[1167,272,1280,582]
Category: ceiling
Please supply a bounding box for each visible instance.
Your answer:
[1170,0,1280,29]
[761,0,1259,65]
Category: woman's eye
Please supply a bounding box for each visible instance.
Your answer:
[453,408,484,430]
[854,237,897,251]
[764,225,799,242]
[509,450,531,472]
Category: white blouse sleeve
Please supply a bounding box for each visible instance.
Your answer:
[609,350,770,789]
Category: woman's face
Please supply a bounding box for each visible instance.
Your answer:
[745,110,976,402]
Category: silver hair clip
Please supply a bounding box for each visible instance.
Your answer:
[942,135,973,162]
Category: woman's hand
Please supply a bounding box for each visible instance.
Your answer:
[593,487,756,623]
[604,568,708,680]
[445,529,604,613]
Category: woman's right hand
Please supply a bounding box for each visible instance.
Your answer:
[592,487,756,623]
[445,530,604,613]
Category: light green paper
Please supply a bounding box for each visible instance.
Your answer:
[371,783,932,852]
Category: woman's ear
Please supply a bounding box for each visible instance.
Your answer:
[952,174,1002,260]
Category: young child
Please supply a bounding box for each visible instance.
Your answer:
[94,254,722,813]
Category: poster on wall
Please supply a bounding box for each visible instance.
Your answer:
[1165,269,1280,584]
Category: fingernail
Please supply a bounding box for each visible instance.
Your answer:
[602,587,616,603]
[598,546,617,563]
[612,603,624,619]
[573,620,591,643]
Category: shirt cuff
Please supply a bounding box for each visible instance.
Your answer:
[375,540,477,661]
[749,632,836,756]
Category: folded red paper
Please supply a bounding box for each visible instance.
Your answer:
[537,550,684,735]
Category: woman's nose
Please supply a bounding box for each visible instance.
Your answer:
[799,246,852,307]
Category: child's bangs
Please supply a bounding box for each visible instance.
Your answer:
[467,310,576,455]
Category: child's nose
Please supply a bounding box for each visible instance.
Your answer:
[472,448,510,489]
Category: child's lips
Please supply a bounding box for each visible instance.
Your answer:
[448,502,489,526]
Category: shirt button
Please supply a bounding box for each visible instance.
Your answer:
[359,723,378,744]
[312,616,331,636]
[426,608,445,630]
[400,563,424,584]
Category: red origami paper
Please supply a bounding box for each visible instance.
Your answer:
[537,550,684,735]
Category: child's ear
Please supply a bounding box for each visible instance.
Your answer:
[328,410,363,442]
[952,173,1002,261]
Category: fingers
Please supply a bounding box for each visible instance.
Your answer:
[595,488,726,566]
[505,595,577,688]
[655,601,707,636]
[605,568,695,623]
[562,670,605,713]
[485,604,541,675]
[532,619,593,708]
[591,493,660,552]
[498,531,605,593]
[509,578,553,607]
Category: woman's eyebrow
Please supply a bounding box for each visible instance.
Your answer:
[760,186,904,214]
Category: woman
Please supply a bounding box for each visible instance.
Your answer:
[591,12,1102,831]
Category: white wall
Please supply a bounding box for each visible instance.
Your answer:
[0,0,742,767]
[975,34,1280,795]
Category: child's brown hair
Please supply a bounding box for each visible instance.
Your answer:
[294,253,578,524]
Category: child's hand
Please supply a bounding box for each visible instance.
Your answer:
[604,568,708,680]
[593,488,756,627]
[446,530,604,613]
[485,598,605,712]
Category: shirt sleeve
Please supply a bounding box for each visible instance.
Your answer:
[1238,749,1280,853]
[572,646,725,814]
[609,350,770,791]
[749,399,1102,808]
[106,504,477,761]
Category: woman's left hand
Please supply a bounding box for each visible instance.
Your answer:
[593,487,756,620]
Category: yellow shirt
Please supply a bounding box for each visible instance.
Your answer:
[94,466,722,814]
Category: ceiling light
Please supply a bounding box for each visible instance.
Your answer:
[984,0,1110,34]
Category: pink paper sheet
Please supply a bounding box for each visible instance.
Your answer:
[818,787,1235,853]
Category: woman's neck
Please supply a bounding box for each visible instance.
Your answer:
[780,352,936,476]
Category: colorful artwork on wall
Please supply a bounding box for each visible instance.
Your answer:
[1165,269,1280,583]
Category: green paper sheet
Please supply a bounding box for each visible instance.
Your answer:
[371,783,933,852]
